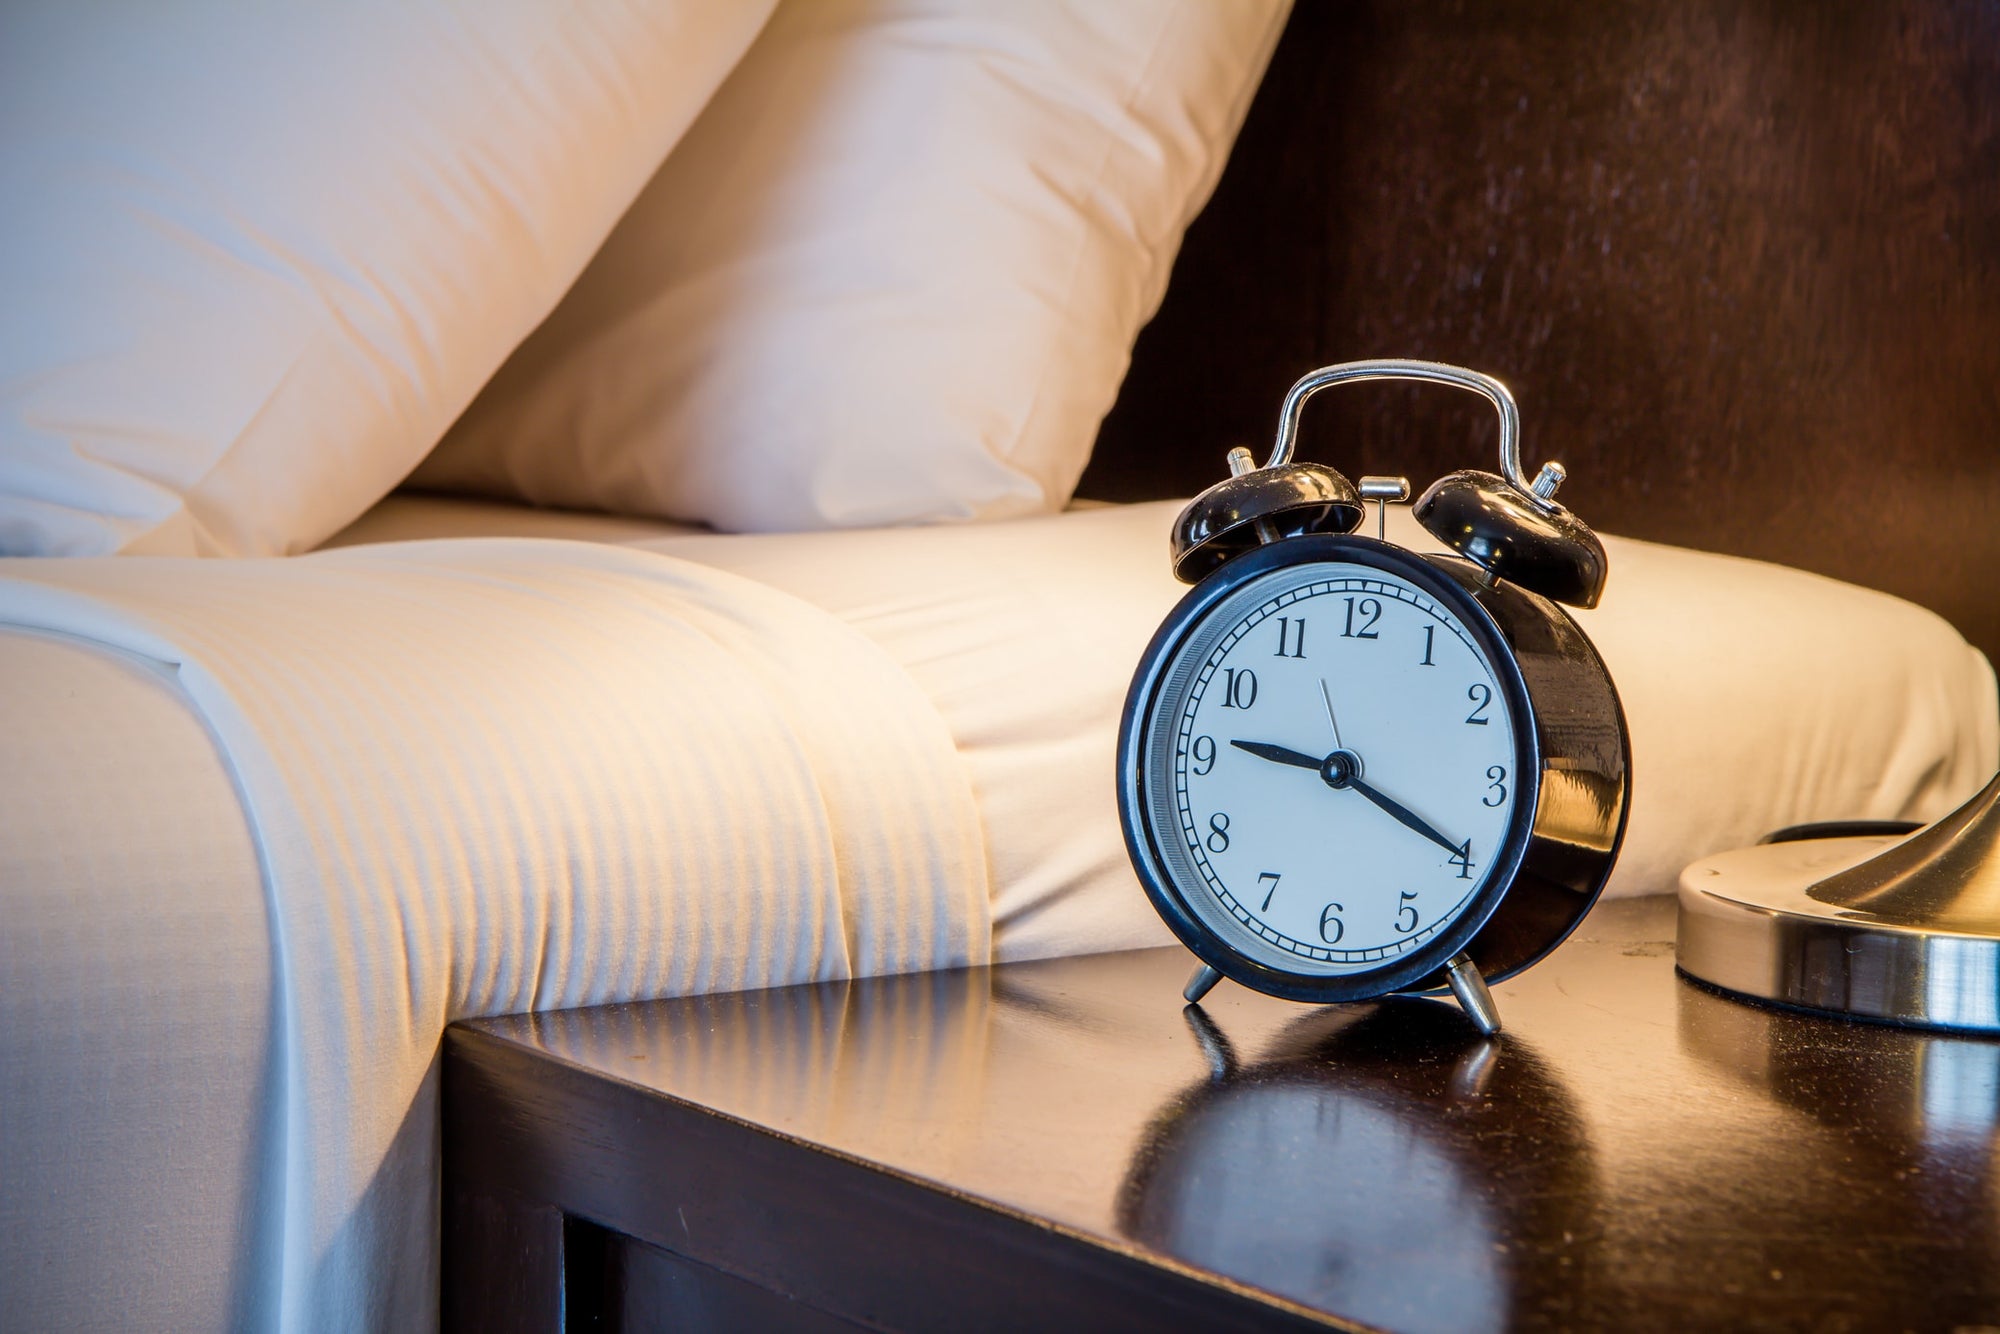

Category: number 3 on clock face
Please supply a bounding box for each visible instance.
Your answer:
[1123,537,1541,1003]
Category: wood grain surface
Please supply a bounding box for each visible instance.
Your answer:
[447,897,2000,1331]
[1082,0,2000,665]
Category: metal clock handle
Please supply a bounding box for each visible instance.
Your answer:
[1262,359,1563,512]
[1238,357,1608,609]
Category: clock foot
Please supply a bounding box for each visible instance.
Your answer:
[1445,953,1502,1035]
[1183,963,1223,1004]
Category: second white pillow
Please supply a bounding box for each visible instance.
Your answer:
[414,0,1292,532]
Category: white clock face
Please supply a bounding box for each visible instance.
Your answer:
[1140,555,1524,980]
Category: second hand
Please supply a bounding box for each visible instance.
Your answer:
[1319,679,1344,751]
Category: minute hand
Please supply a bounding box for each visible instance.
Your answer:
[1345,775,1463,856]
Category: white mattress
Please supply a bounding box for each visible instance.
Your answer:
[2,496,1994,1331]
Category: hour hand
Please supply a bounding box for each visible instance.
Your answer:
[1229,740,1324,771]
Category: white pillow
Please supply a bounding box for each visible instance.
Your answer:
[0,0,776,557]
[411,0,1292,532]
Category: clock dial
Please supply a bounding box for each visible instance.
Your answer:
[1140,553,1525,981]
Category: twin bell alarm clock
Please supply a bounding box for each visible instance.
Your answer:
[1116,360,1631,1034]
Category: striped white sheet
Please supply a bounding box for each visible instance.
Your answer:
[0,539,987,1331]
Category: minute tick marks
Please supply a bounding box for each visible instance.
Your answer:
[1153,561,1517,974]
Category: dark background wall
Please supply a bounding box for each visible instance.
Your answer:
[1081,0,2000,666]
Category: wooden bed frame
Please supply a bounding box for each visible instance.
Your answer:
[1082,0,2000,667]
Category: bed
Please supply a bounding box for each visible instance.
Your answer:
[5,494,1994,1330]
[3,3,1998,1332]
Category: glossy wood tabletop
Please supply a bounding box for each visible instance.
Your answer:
[459,896,2000,1331]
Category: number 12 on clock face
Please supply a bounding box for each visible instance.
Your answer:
[1131,546,1530,996]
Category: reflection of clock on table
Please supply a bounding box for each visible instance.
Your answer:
[443,901,2000,1330]
[1117,1001,1594,1334]
[1119,360,1630,1029]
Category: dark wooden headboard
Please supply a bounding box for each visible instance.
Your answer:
[1082,0,2000,666]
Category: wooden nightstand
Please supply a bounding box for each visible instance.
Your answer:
[443,896,2000,1332]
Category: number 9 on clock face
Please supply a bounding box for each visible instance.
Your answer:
[1120,538,1540,1003]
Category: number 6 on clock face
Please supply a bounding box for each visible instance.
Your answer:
[1118,533,1611,1006]
[1167,552,1518,977]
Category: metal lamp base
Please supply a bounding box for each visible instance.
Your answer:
[1677,772,2000,1033]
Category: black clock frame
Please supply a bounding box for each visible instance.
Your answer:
[1118,533,1631,1005]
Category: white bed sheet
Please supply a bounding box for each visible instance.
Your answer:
[2,497,1994,1331]
[329,497,2000,955]
[1,631,274,1331]
[2,537,988,1332]
[318,492,709,548]
[639,502,2000,956]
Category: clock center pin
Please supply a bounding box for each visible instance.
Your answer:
[1318,749,1364,789]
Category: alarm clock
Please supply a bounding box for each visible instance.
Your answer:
[1116,359,1630,1033]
